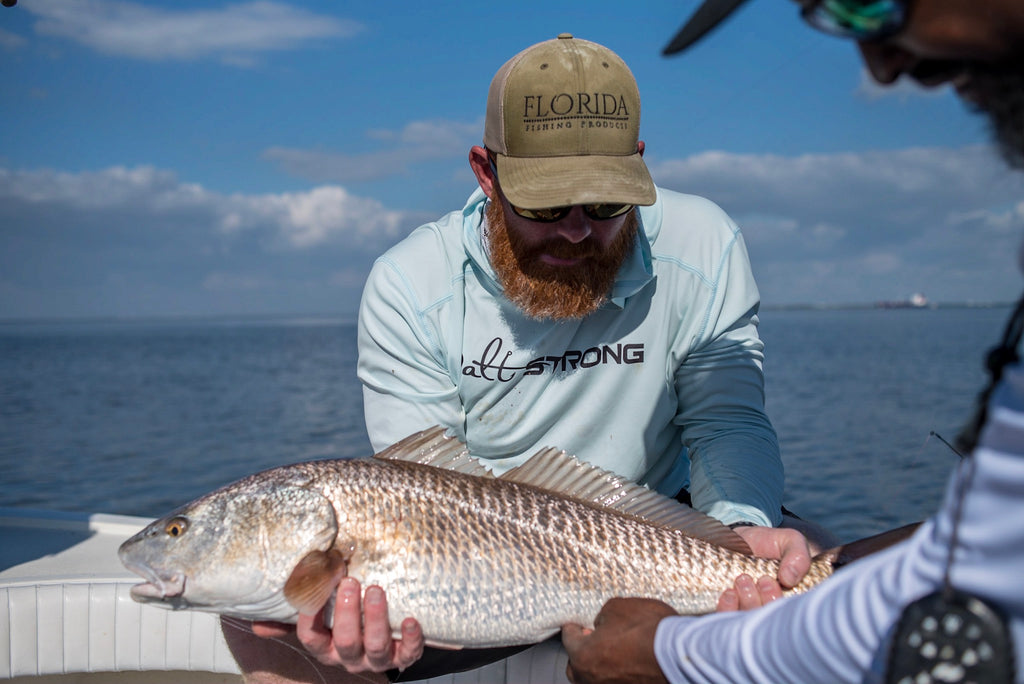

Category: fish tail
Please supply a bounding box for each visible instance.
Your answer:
[820,521,923,569]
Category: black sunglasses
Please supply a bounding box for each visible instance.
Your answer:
[487,155,634,223]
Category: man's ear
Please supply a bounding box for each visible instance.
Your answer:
[469,146,496,198]
[638,140,646,157]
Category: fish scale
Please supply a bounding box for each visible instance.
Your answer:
[119,427,836,649]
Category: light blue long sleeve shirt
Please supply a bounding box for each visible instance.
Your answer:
[357,186,782,526]
[654,363,1024,683]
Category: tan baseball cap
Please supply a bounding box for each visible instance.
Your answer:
[484,34,656,210]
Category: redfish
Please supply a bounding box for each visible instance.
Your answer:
[119,427,843,648]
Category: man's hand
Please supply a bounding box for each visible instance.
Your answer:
[717,525,812,611]
[562,597,675,684]
[252,577,425,673]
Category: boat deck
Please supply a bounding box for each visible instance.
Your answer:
[1,508,569,683]
[1,508,241,681]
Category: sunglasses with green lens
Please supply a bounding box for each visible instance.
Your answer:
[800,0,907,41]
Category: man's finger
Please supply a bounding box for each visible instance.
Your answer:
[393,618,425,670]
[778,546,811,588]
[250,620,294,639]
[329,577,366,663]
[561,623,588,653]
[756,575,784,604]
[716,588,739,612]
[733,573,763,610]
[361,585,395,670]
[294,606,338,664]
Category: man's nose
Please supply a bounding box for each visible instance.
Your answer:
[857,41,914,85]
[553,207,593,243]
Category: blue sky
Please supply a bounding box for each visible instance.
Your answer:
[2,0,1022,320]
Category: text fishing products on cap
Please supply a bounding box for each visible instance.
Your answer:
[483,33,656,211]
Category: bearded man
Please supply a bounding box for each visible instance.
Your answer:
[358,34,802,547]
[351,32,832,680]
[239,34,830,683]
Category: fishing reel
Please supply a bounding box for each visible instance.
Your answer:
[886,588,1014,684]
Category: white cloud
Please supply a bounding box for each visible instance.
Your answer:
[1,165,206,208]
[741,216,845,249]
[223,185,407,248]
[24,0,361,63]
[0,165,407,250]
[265,119,483,183]
[651,146,1024,232]
[948,202,1024,234]
[859,252,903,274]
[650,145,1024,305]
[263,147,410,184]
[2,143,1023,318]
[0,165,419,318]
[202,272,263,292]
[0,26,28,50]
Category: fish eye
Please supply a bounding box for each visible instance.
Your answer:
[164,517,188,538]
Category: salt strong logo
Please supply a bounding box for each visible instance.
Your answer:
[520,92,631,132]
[462,337,644,382]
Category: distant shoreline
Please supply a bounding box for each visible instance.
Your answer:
[0,301,1015,327]
[761,301,1014,312]
[0,313,359,327]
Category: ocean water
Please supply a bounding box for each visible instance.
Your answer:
[0,306,1011,542]
[758,307,1008,541]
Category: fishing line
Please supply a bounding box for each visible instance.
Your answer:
[885,448,1013,683]
[892,430,960,533]
[884,294,1024,683]
[220,615,332,684]
[927,431,966,460]
[955,291,1024,455]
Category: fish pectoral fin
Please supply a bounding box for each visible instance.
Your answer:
[283,549,347,615]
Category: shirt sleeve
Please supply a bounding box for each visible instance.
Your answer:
[357,252,465,452]
[673,228,782,528]
[653,364,1024,683]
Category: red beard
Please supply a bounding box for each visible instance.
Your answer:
[485,199,638,320]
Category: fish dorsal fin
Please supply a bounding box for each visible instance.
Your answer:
[373,426,494,479]
[501,447,753,556]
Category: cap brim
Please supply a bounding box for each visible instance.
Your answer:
[662,0,751,55]
[495,153,657,210]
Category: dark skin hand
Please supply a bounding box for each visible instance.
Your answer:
[562,526,811,684]
[562,598,676,684]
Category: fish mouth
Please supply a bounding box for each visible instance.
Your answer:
[123,562,187,604]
